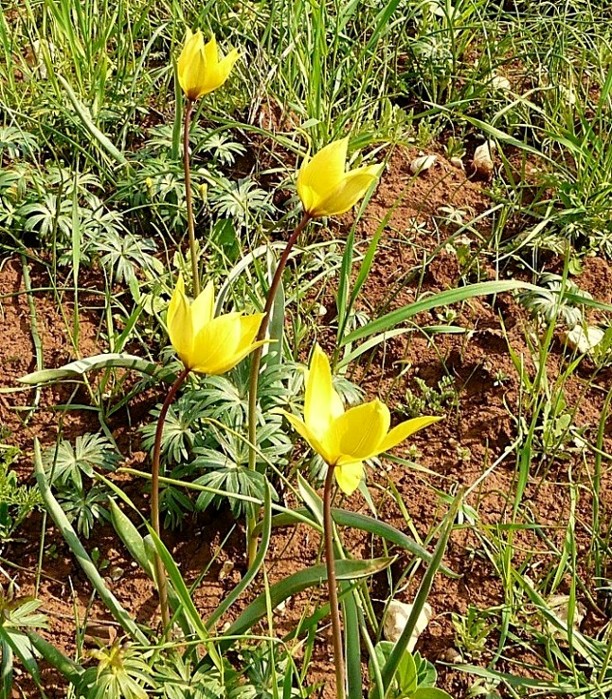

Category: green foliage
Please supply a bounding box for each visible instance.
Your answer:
[79,642,153,699]
[43,434,120,491]
[4,2,612,699]
[452,606,495,660]
[370,642,452,699]
[401,375,458,419]
[0,447,41,542]
[517,273,592,327]
[141,361,306,522]
[56,484,109,539]
[42,435,119,538]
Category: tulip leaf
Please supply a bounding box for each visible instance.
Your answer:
[19,353,169,386]
[263,507,455,576]
[375,494,462,699]
[26,632,84,687]
[205,483,272,631]
[0,639,13,698]
[338,326,465,369]
[344,582,363,699]
[33,439,148,644]
[222,557,393,643]
[146,528,210,642]
[109,499,151,576]
[59,76,129,167]
[341,280,535,345]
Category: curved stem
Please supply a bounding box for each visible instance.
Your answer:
[245,212,311,564]
[323,462,346,699]
[151,366,190,630]
[182,98,199,297]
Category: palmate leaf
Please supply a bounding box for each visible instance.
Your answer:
[44,433,119,489]
[193,456,274,518]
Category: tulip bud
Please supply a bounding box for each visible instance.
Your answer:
[177,29,239,102]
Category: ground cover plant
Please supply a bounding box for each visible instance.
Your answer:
[1,0,612,697]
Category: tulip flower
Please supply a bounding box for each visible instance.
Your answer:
[177,29,239,101]
[283,345,440,494]
[296,138,383,218]
[167,275,265,375]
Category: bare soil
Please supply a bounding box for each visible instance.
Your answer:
[1,146,611,698]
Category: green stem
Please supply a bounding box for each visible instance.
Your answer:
[182,98,199,297]
[246,212,311,564]
[151,366,190,630]
[323,462,346,699]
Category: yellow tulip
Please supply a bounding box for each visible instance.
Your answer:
[296,138,383,218]
[282,345,440,495]
[177,29,239,101]
[167,275,265,375]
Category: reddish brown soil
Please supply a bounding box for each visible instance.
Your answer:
[1,147,611,698]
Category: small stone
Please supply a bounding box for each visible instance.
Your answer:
[410,154,437,175]
[490,74,511,91]
[218,561,235,582]
[563,325,605,354]
[442,647,463,663]
[383,600,432,650]
[472,141,496,178]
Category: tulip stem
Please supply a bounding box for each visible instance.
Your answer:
[245,211,311,564]
[323,462,346,699]
[182,97,200,297]
[151,365,190,631]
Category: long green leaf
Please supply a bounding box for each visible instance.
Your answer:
[59,76,129,167]
[27,632,83,686]
[0,639,13,698]
[109,499,151,575]
[205,483,272,631]
[0,629,41,689]
[266,507,455,576]
[376,495,462,699]
[33,439,147,644]
[344,584,362,699]
[342,281,533,345]
[19,353,168,385]
[223,558,393,643]
[146,529,209,642]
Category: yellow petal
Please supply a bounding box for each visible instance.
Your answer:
[190,281,215,335]
[178,30,206,100]
[237,312,265,347]
[296,183,322,218]
[190,312,265,375]
[203,35,218,66]
[207,48,239,93]
[281,411,335,464]
[313,164,382,217]
[378,416,442,453]
[297,138,348,214]
[335,399,390,460]
[194,36,238,98]
[190,312,241,374]
[167,275,194,367]
[304,345,343,442]
[194,338,267,376]
[335,462,364,495]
